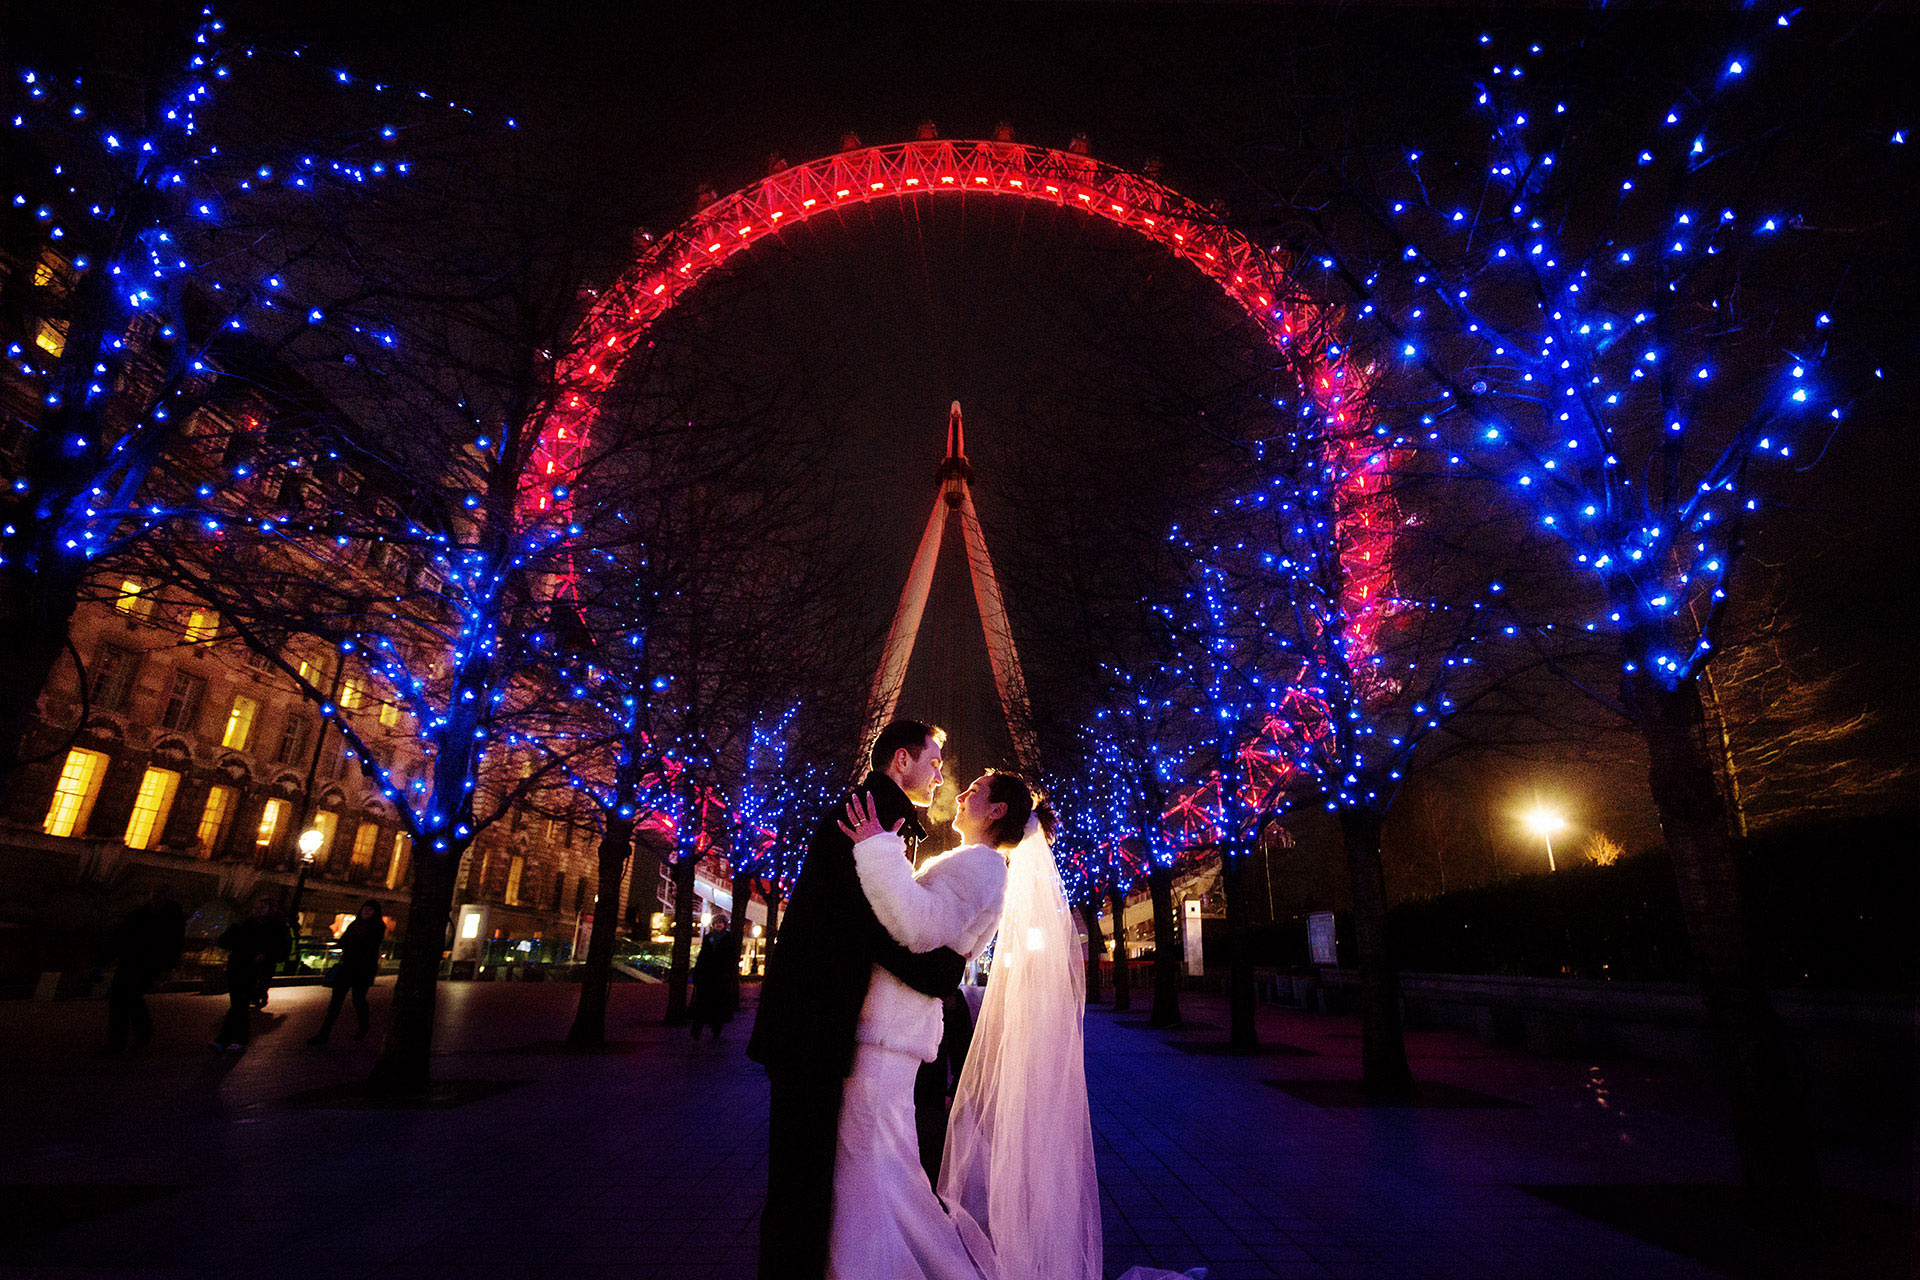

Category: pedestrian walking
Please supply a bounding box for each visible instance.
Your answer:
[98,885,186,1055]
[308,899,386,1045]
[687,924,740,1040]
[211,896,291,1052]
[249,899,290,1010]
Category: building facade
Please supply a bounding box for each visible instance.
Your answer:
[0,237,642,990]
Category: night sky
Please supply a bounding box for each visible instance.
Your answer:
[40,1,1916,879]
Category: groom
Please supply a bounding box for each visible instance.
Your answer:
[748,719,968,1280]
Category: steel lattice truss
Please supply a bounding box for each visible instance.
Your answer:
[863,403,1041,774]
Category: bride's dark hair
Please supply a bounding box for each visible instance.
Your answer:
[981,770,1036,849]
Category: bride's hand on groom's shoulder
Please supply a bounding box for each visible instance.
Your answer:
[837,792,904,844]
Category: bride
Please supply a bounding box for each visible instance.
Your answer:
[829,771,1197,1280]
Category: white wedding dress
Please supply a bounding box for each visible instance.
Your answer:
[828,819,1200,1280]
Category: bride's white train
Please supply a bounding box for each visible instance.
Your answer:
[832,795,1200,1280]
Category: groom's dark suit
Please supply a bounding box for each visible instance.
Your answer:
[749,771,967,1280]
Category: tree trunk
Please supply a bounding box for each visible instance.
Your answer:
[565,818,634,1050]
[663,852,698,1024]
[1634,671,1816,1193]
[1108,886,1131,1013]
[729,871,757,974]
[0,568,82,793]
[730,872,754,945]
[1077,898,1105,1005]
[1338,806,1414,1096]
[366,844,461,1096]
[1221,850,1259,1053]
[1146,861,1181,1027]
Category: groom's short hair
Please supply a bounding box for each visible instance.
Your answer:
[871,719,945,772]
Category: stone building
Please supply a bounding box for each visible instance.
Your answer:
[0,237,644,990]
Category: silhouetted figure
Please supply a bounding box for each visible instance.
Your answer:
[99,885,186,1054]
[212,896,290,1051]
[688,926,741,1040]
[308,899,385,1045]
[913,987,976,1183]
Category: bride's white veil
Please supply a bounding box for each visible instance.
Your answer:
[939,812,1102,1280]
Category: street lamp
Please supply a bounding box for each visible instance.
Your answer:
[286,829,322,972]
[1521,805,1568,872]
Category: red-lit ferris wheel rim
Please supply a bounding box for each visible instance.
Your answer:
[525,137,1365,511]
[526,135,1390,647]
[528,137,1398,832]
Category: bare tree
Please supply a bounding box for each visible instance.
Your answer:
[1267,12,1901,1185]
[144,122,656,1092]
[0,8,467,789]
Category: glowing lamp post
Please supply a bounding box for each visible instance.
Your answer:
[286,828,323,972]
[1521,805,1568,873]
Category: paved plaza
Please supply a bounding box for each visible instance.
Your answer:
[0,980,1908,1279]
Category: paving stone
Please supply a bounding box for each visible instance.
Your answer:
[0,982,1906,1278]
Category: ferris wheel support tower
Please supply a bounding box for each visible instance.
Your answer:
[864,402,1040,774]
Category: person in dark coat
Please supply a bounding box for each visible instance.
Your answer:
[211,896,291,1051]
[747,720,968,1280]
[687,924,742,1040]
[912,986,977,1183]
[99,885,186,1054]
[307,899,386,1045]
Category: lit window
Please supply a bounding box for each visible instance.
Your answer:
[32,250,74,295]
[307,810,339,865]
[122,767,181,850]
[43,747,108,838]
[221,695,259,750]
[387,833,412,889]
[505,855,525,906]
[339,677,365,710]
[256,797,288,852]
[34,318,66,357]
[196,785,235,857]
[114,579,153,620]
[378,701,399,728]
[183,609,219,644]
[296,658,320,686]
[351,821,378,868]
